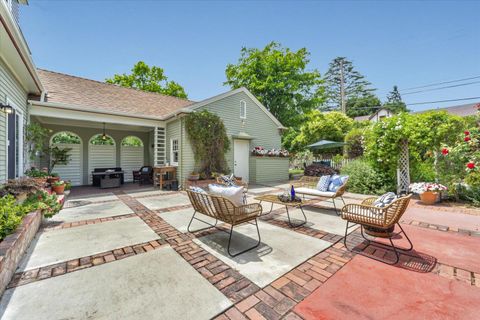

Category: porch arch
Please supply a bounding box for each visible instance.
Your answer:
[120,136,145,182]
[88,134,117,184]
[50,131,83,186]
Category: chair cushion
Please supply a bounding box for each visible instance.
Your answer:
[328,175,348,192]
[316,175,331,192]
[208,184,244,206]
[220,174,236,187]
[373,192,397,208]
[189,186,207,194]
[295,187,335,197]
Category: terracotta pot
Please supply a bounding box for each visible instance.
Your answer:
[420,191,438,205]
[33,177,48,185]
[188,174,200,181]
[52,184,65,195]
[47,176,60,184]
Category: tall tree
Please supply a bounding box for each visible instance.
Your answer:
[346,94,381,118]
[324,57,375,113]
[224,42,326,128]
[106,61,188,98]
[383,85,408,113]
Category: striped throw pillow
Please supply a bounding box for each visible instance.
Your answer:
[373,192,397,208]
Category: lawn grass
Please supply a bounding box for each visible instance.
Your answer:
[289,168,304,175]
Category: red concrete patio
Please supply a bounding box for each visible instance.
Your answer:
[294,255,480,320]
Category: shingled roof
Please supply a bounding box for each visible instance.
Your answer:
[33,69,194,118]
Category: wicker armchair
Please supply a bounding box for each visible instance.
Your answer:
[293,176,348,215]
[186,190,262,257]
[341,194,413,264]
[215,176,249,204]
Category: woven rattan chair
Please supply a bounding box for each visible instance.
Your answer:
[341,194,413,264]
[215,176,248,204]
[294,176,348,215]
[186,190,262,257]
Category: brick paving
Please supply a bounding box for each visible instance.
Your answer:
[8,239,167,288]
[401,218,480,237]
[8,187,480,319]
[41,213,137,232]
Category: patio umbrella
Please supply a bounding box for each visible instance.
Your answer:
[307,139,346,150]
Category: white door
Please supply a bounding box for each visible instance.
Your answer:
[88,144,116,184]
[120,145,144,182]
[234,139,249,182]
[52,143,83,186]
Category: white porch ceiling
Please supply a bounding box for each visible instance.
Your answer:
[33,115,154,132]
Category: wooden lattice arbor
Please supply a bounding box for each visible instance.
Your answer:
[396,139,410,195]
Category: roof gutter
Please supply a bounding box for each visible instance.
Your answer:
[0,3,43,93]
[29,100,167,122]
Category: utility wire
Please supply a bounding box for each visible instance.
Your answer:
[401,80,480,95]
[406,97,480,106]
[401,75,480,92]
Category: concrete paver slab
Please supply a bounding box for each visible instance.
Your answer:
[404,206,480,231]
[136,193,190,210]
[18,217,158,271]
[247,186,279,195]
[126,189,172,198]
[274,207,353,235]
[68,193,118,203]
[1,247,232,320]
[294,255,480,320]
[194,221,331,287]
[51,200,133,223]
[159,208,217,233]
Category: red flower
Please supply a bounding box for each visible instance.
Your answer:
[464,131,470,136]
[465,136,471,142]
[441,148,449,155]
[467,162,475,170]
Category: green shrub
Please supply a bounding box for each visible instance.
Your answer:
[340,159,395,195]
[344,127,365,158]
[0,195,31,240]
[23,191,62,218]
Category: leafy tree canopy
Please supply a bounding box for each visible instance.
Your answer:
[225,41,326,128]
[289,111,353,152]
[106,61,188,99]
[346,94,381,118]
[51,132,81,144]
[324,57,375,111]
[382,85,408,114]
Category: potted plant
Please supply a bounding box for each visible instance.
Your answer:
[188,172,200,181]
[25,167,49,185]
[409,182,447,205]
[52,180,66,195]
[47,173,60,184]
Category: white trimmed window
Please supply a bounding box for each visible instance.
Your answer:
[171,139,179,166]
[240,100,246,119]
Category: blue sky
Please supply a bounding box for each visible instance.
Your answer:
[21,0,480,111]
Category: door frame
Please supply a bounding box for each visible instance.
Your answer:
[5,98,24,179]
[233,139,250,182]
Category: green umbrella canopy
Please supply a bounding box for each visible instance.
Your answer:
[307,139,346,150]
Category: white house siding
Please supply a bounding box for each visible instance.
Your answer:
[0,57,28,182]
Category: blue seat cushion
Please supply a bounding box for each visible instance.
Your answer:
[316,175,331,192]
[327,175,348,192]
[373,192,397,208]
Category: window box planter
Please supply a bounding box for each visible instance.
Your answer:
[0,210,42,296]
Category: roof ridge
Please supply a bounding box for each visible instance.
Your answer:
[37,68,195,103]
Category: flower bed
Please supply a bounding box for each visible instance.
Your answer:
[0,209,42,295]
[251,146,289,157]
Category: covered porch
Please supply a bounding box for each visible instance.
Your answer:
[29,102,168,186]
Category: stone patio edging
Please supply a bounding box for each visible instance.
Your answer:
[401,219,480,237]
[0,210,42,296]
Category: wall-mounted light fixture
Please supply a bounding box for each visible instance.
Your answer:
[0,103,14,114]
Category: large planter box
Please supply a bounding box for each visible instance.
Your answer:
[0,210,42,296]
[250,157,289,184]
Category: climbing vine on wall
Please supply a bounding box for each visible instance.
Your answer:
[185,110,230,175]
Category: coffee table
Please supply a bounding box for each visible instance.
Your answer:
[255,194,312,227]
